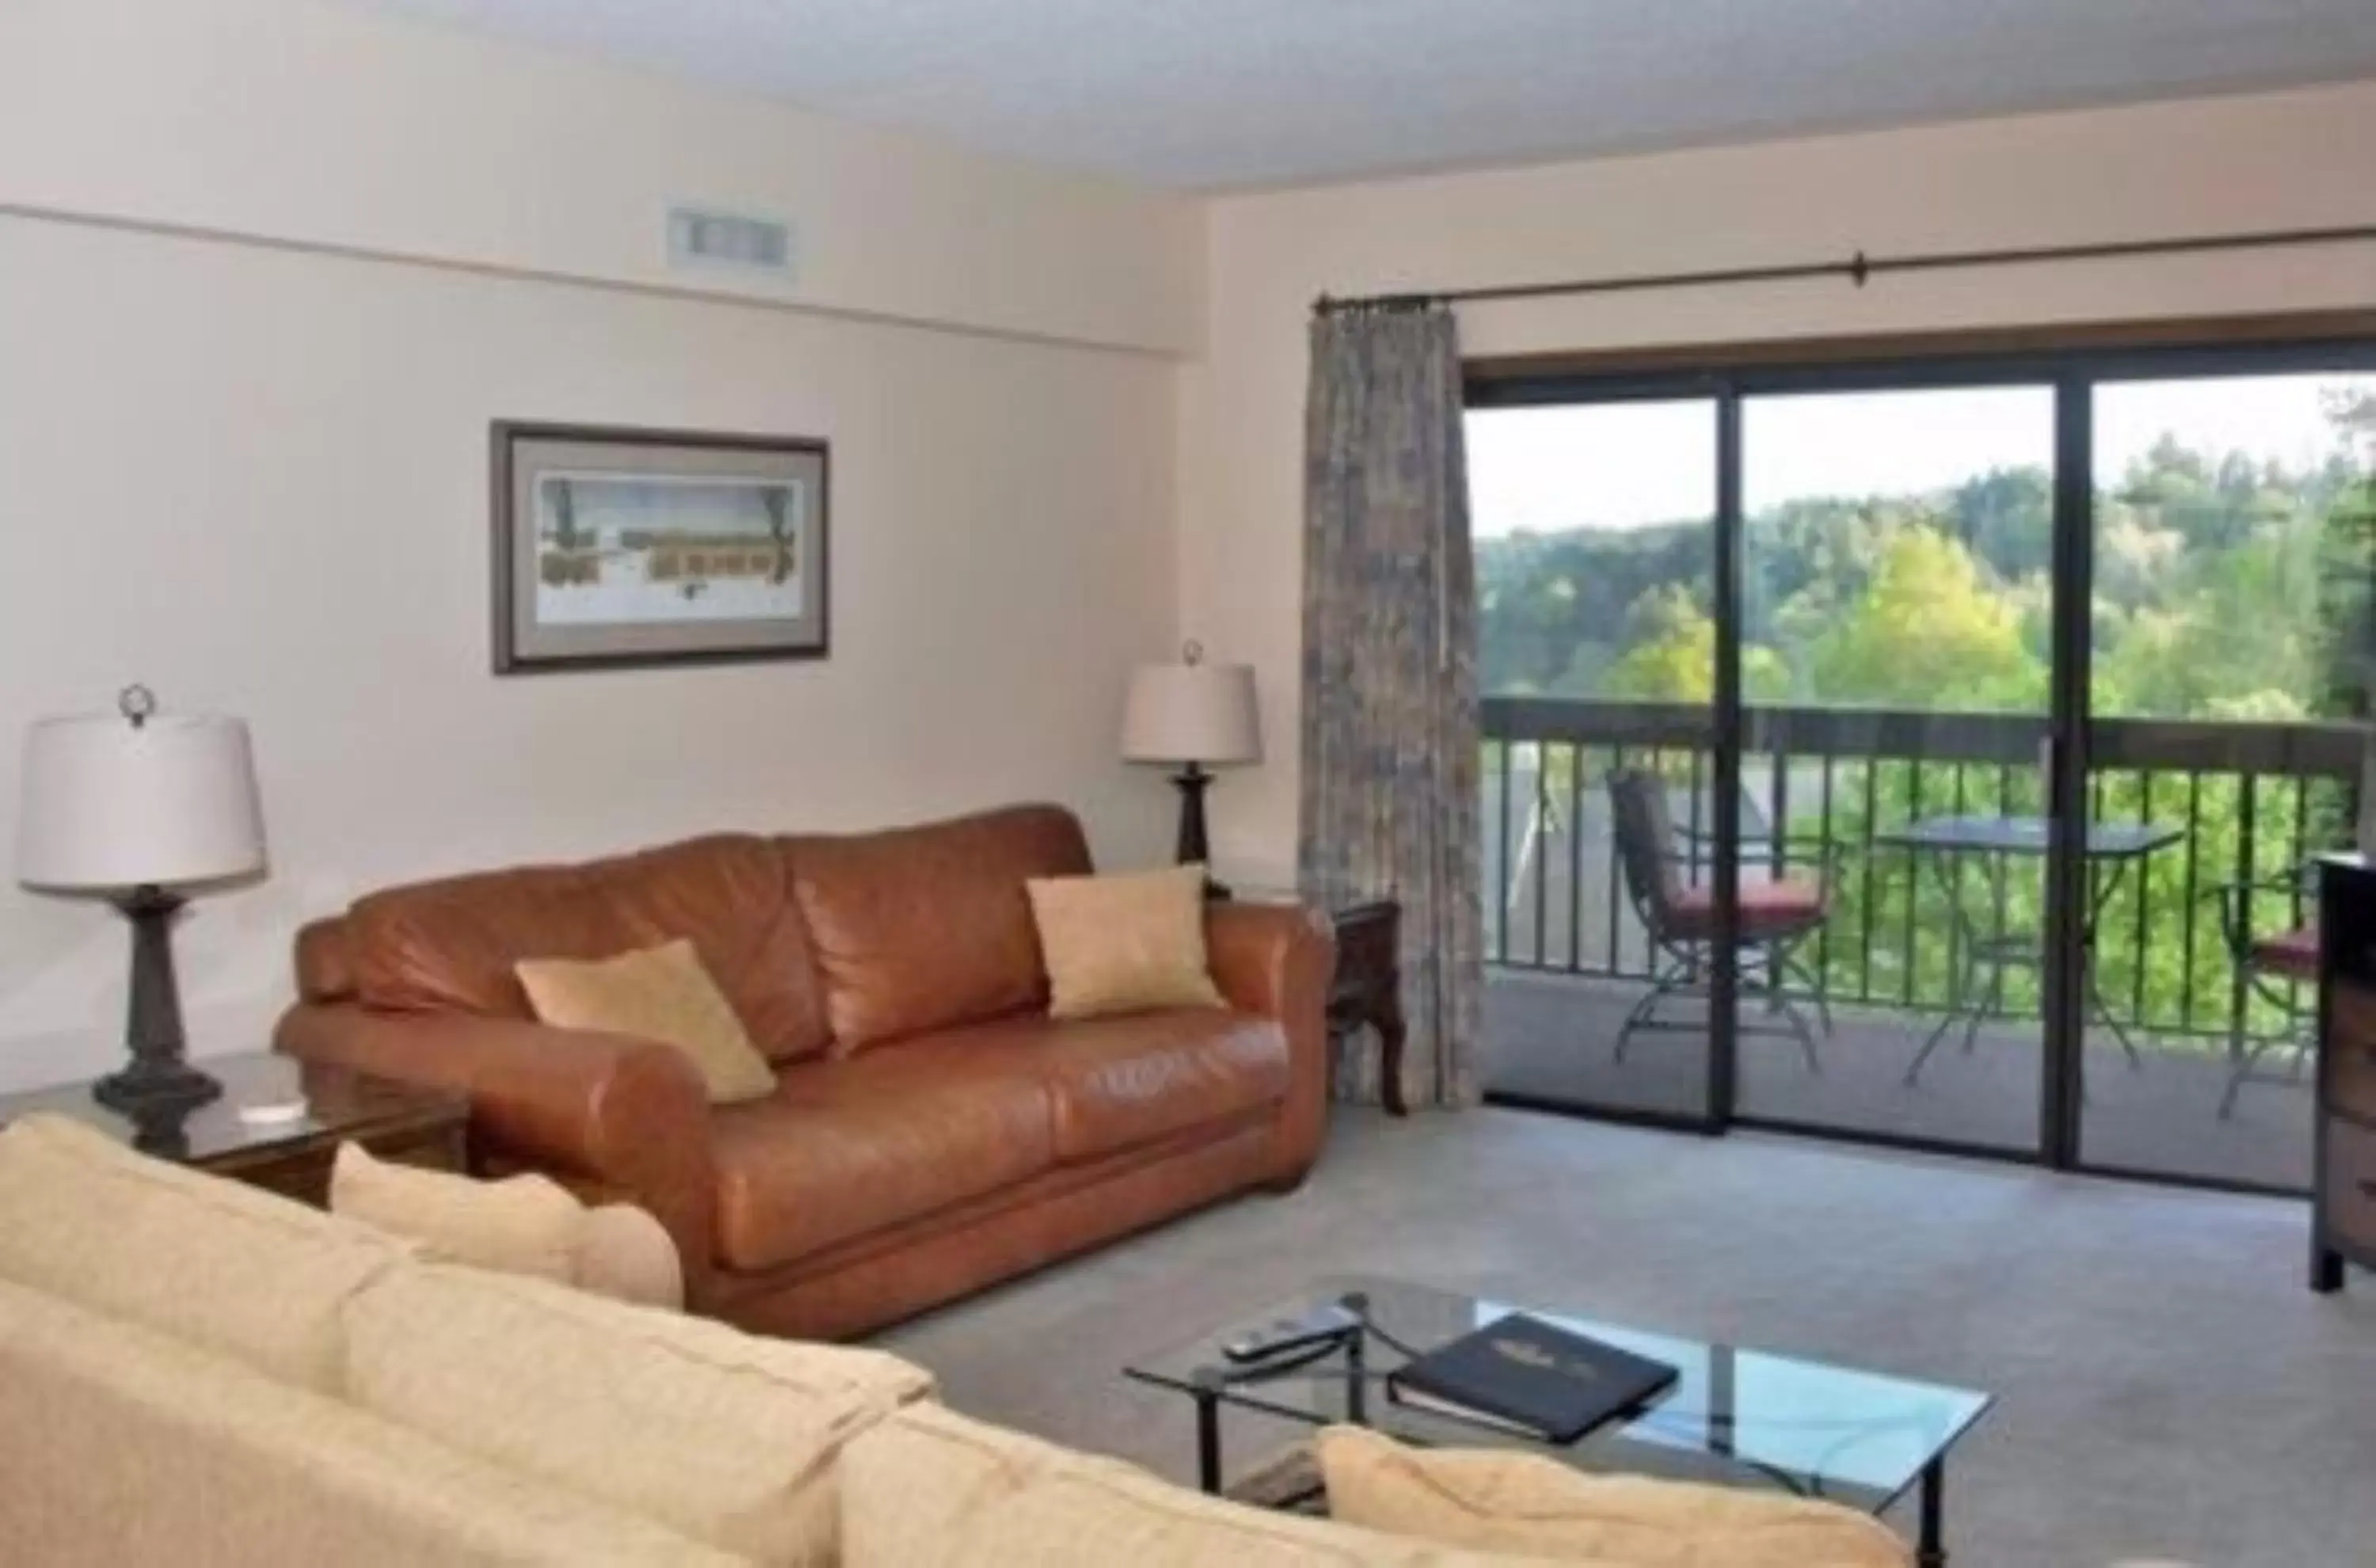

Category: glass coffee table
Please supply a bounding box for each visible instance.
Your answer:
[1125,1276,1991,1567]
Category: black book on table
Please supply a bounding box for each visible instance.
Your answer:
[1385,1313,1678,1444]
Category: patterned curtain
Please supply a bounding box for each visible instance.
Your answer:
[1298,303,1483,1110]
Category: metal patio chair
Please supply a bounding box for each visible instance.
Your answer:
[2212,861,2322,1118]
[1605,766,1835,1071]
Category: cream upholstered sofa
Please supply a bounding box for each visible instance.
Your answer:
[0,1113,1912,1567]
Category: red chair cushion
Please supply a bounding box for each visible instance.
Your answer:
[1665,878,1826,942]
[2248,924,2319,980]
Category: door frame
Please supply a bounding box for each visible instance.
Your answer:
[1472,329,2376,1185]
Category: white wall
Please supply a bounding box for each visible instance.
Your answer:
[1179,82,2376,885]
[1,0,1198,354]
[0,0,1191,1090]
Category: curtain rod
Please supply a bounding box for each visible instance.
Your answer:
[1312,223,2376,314]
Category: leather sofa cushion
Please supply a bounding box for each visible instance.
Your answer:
[293,916,356,1003]
[710,1035,1060,1270]
[926,1010,1290,1165]
[709,1010,1289,1271]
[788,805,1091,1052]
[345,833,832,1064]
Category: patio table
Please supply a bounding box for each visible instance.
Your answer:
[1875,815,2184,1086]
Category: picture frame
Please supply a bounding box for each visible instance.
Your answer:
[491,421,830,674]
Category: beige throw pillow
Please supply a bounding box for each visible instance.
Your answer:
[331,1141,584,1284]
[1026,864,1225,1022]
[516,938,775,1104]
[331,1143,686,1310]
[1316,1425,1913,1568]
[576,1203,687,1311]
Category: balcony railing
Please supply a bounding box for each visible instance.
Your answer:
[1482,696,2364,1046]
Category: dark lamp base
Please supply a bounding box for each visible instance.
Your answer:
[1170,763,1235,903]
[93,884,221,1119]
[93,1057,222,1117]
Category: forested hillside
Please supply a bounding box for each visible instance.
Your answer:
[1479,390,2376,721]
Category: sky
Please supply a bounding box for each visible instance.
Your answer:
[1467,373,2376,539]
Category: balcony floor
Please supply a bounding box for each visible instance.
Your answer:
[1484,969,2314,1191]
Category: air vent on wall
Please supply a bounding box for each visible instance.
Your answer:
[668,205,795,278]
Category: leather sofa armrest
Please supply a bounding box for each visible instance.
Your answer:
[273,1003,718,1300]
[1206,901,1334,1018]
[1205,902,1335,1182]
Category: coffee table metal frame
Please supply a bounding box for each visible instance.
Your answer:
[1125,1276,1993,1568]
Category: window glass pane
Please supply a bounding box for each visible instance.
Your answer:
[1733,386,2053,1155]
[2078,371,2376,1192]
[1472,399,1720,1125]
[1471,402,1716,701]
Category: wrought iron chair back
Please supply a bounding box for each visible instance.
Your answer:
[1608,766,1689,928]
[1603,766,1829,1072]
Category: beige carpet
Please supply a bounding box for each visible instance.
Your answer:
[878,1106,2376,1567]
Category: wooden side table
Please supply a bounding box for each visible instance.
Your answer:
[0,1049,469,1208]
[1235,890,1407,1115]
[1325,900,1407,1116]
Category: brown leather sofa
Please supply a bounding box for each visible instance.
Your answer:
[274,804,1335,1339]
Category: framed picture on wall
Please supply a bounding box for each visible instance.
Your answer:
[491,421,830,674]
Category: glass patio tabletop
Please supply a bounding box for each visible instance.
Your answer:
[1876,814,2183,859]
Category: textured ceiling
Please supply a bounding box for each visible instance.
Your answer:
[351,0,2376,189]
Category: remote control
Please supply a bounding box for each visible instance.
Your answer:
[1220,1303,1361,1363]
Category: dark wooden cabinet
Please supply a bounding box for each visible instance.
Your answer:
[1236,891,1408,1115]
[1325,900,1407,1117]
[2313,854,2376,1292]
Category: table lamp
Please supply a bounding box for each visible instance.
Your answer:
[16,685,267,1113]
[1122,643,1260,893]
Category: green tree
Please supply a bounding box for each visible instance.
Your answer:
[1602,587,1787,702]
[1807,527,2043,709]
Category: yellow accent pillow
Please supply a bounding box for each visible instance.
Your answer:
[515,938,776,1105]
[1025,865,1225,1022]
[331,1141,584,1284]
[1315,1425,1913,1568]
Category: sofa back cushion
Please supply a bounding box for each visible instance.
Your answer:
[0,1114,412,1394]
[840,1402,1540,1568]
[344,833,832,1064]
[0,1276,740,1568]
[788,804,1091,1052]
[345,1263,933,1566]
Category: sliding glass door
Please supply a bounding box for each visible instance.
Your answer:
[1474,395,1729,1128]
[1731,386,2056,1154]
[2075,369,2376,1189]
[1474,334,2376,1193]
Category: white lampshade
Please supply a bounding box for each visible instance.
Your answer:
[17,710,267,892]
[1121,660,1262,767]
